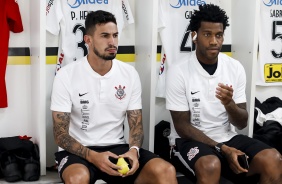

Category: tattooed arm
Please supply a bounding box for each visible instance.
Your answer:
[52,111,90,159]
[52,111,121,176]
[127,109,143,148]
[115,109,143,176]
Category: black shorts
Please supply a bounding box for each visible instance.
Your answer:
[55,144,159,184]
[174,134,272,183]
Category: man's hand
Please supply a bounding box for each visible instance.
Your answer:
[221,145,248,174]
[87,151,122,176]
[118,148,140,177]
[216,83,233,105]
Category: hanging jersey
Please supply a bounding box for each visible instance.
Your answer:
[46,0,134,73]
[0,0,23,108]
[156,0,219,98]
[257,1,282,86]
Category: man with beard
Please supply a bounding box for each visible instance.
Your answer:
[51,10,177,184]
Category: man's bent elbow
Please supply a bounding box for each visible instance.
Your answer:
[236,120,248,130]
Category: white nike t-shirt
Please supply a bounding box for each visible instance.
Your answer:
[166,51,246,145]
[51,56,142,147]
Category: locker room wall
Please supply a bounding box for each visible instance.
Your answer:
[1,0,47,174]
[1,1,31,137]
[3,0,282,177]
[230,0,259,137]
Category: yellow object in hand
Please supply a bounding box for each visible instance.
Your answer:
[116,157,130,175]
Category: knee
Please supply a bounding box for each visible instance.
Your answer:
[63,167,90,184]
[154,160,176,178]
[254,149,282,171]
[195,155,221,175]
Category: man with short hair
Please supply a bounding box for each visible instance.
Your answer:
[166,4,282,184]
[51,10,177,184]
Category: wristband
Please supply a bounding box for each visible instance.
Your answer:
[215,143,224,153]
[129,146,140,159]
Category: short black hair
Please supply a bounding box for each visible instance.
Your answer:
[85,10,117,35]
[188,4,229,32]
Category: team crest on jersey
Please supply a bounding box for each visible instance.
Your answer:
[159,54,166,75]
[187,147,199,161]
[115,85,126,100]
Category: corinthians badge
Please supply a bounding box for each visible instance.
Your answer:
[115,85,126,100]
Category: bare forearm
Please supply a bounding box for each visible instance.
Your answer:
[224,101,248,129]
[176,122,217,147]
[127,109,143,147]
[52,111,90,159]
[171,110,217,147]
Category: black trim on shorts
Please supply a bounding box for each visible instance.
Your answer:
[55,144,159,184]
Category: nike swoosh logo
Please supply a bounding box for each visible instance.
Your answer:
[79,92,88,97]
[191,91,199,95]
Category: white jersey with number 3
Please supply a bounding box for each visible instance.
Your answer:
[46,0,134,73]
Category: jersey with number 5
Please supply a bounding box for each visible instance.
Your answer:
[46,0,134,73]
[257,1,282,86]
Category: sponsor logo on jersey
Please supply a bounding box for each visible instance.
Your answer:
[159,54,166,75]
[191,91,199,95]
[264,63,282,82]
[262,0,282,6]
[79,92,88,97]
[80,99,89,104]
[67,0,109,8]
[170,0,206,8]
[46,0,55,15]
[115,85,126,100]
[192,97,200,102]
[122,1,130,20]
[187,147,199,161]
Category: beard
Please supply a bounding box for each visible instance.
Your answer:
[93,46,117,60]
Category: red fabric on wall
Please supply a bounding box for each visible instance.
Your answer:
[0,0,23,108]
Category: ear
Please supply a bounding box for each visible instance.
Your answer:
[192,31,197,41]
[84,35,91,45]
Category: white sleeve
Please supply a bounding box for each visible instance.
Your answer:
[50,69,72,113]
[166,65,189,111]
[46,0,63,35]
[233,63,247,104]
[158,0,166,32]
[127,69,142,110]
[121,0,134,26]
